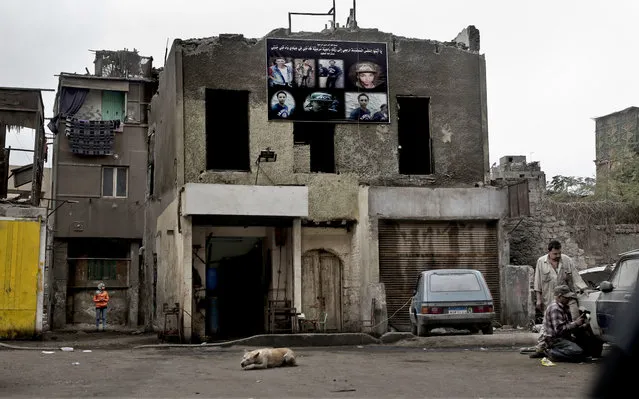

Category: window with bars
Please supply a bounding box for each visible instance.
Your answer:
[87,259,118,280]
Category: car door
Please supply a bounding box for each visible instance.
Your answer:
[596,257,639,340]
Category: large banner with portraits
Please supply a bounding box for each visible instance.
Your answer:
[267,38,389,123]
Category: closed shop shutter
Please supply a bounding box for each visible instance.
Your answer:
[378,220,500,331]
[0,220,41,338]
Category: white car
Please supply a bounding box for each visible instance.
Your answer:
[579,249,639,344]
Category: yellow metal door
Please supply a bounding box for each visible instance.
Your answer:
[0,220,41,338]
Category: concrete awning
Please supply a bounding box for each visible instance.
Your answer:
[181,183,308,217]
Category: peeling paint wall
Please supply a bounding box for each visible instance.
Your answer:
[176,28,488,207]
[143,42,183,330]
[147,26,492,334]
[154,197,192,339]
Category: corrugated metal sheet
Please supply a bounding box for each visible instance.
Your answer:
[0,220,41,338]
[379,220,500,331]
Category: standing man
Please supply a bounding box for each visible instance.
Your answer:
[93,282,109,331]
[268,58,293,88]
[534,240,587,320]
[326,60,342,89]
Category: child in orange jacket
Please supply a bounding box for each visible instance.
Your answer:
[93,282,109,331]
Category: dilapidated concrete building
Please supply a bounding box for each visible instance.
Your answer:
[145,25,522,342]
[49,49,157,329]
[594,106,639,198]
[0,87,49,337]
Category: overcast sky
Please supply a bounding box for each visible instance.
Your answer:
[2,0,638,179]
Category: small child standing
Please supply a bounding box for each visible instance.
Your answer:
[93,282,109,331]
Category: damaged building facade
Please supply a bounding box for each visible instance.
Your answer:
[145,26,520,342]
[0,87,49,337]
[49,49,157,329]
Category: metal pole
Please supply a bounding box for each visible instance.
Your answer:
[333,0,336,28]
[353,0,356,26]
[288,12,292,33]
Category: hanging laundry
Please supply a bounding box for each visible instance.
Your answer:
[64,118,120,156]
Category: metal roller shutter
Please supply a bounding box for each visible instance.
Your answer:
[379,220,500,331]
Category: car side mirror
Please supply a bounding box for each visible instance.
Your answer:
[600,281,613,293]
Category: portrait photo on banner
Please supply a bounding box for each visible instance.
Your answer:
[345,92,388,122]
[348,61,387,91]
[268,56,295,88]
[294,59,316,88]
[269,90,296,119]
[318,59,344,89]
[266,38,389,123]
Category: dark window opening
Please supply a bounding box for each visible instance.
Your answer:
[293,123,335,173]
[397,96,432,175]
[205,89,250,171]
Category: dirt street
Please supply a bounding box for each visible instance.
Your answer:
[0,346,599,398]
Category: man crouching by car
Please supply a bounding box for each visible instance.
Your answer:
[531,285,602,362]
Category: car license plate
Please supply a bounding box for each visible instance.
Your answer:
[448,307,469,314]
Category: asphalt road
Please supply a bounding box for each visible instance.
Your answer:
[0,346,600,398]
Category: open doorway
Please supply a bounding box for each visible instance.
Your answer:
[204,236,269,340]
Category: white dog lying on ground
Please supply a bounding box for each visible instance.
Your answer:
[240,347,297,370]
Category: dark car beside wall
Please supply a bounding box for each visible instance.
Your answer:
[409,269,495,336]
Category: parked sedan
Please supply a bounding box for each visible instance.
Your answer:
[579,249,639,344]
[409,269,495,336]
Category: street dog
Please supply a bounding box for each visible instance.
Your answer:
[240,347,297,370]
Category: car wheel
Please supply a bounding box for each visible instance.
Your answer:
[481,325,493,335]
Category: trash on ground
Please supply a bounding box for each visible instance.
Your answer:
[60,347,74,352]
[82,350,92,353]
[480,347,487,351]
[41,351,55,354]
[356,345,364,348]
[72,362,80,365]
[541,357,556,367]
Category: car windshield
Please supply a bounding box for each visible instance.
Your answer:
[429,273,481,292]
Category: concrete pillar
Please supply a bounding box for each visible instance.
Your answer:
[52,240,68,329]
[181,215,193,342]
[502,265,534,328]
[292,218,302,312]
[128,241,140,328]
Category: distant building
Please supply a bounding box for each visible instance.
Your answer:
[49,49,157,329]
[594,106,639,197]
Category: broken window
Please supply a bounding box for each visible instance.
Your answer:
[397,96,432,175]
[205,89,250,171]
[293,123,335,173]
[102,166,128,197]
[67,238,130,286]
